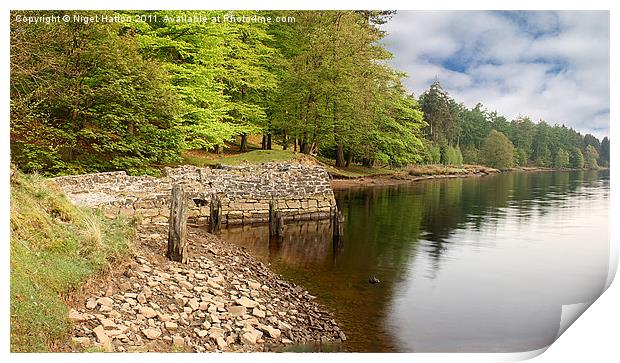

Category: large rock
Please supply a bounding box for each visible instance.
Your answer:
[187,298,200,311]
[164,321,178,332]
[235,297,258,308]
[85,298,97,310]
[262,325,281,339]
[241,329,263,345]
[96,297,114,308]
[172,335,185,347]
[98,317,117,330]
[215,336,228,350]
[68,309,87,322]
[93,325,112,351]
[209,327,225,339]
[252,308,266,318]
[142,327,162,340]
[139,306,158,318]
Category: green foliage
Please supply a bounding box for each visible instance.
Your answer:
[421,141,441,164]
[458,103,491,149]
[570,147,585,169]
[599,137,610,167]
[441,145,463,166]
[513,148,529,166]
[419,81,460,146]
[10,171,133,351]
[11,11,182,176]
[481,130,514,169]
[584,144,599,169]
[135,10,278,151]
[553,148,570,168]
[461,145,480,164]
[508,116,535,162]
[269,11,426,166]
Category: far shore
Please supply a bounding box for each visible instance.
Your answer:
[330,164,607,189]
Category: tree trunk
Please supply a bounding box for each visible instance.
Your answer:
[167,184,188,263]
[301,138,310,154]
[240,133,248,152]
[335,143,345,167]
[345,149,353,167]
[267,134,272,150]
[282,132,288,150]
[293,137,297,152]
[261,134,267,150]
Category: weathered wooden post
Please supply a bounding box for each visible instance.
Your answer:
[209,194,222,234]
[167,184,188,263]
[332,206,344,246]
[269,200,285,237]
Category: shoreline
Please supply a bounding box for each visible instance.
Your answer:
[64,223,344,352]
[330,165,605,189]
[331,164,500,189]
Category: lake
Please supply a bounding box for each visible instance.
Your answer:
[219,170,610,352]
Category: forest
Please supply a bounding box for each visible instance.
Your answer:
[10,10,610,176]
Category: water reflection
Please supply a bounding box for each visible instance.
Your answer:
[219,170,609,352]
[221,220,339,267]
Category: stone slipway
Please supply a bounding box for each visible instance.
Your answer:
[53,163,338,226]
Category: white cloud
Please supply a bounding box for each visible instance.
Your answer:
[381,11,610,139]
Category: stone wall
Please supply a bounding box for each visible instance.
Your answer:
[53,163,336,226]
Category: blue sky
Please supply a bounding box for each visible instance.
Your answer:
[381,11,610,138]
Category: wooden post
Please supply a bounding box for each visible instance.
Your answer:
[209,194,222,234]
[167,184,188,263]
[269,200,284,237]
[332,206,344,246]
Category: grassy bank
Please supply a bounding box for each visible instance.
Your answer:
[182,149,299,167]
[10,169,133,352]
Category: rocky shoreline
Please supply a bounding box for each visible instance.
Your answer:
[65,223,345,352]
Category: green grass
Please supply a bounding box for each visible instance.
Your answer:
[182,149,297,167]
[314,157,397,179]
[10,170,133,352]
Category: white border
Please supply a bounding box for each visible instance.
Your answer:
[3,1,617,363]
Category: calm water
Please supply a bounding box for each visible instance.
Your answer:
[219,170,610,352]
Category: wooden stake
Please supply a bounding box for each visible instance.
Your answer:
[167,184,188,263]
[209,194,222,234]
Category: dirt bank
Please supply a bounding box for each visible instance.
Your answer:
[64,223,344,352]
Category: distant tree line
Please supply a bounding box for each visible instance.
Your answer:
[10,10,609,175]
[418,81,610,170]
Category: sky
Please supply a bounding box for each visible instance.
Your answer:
[381,11,610,139]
